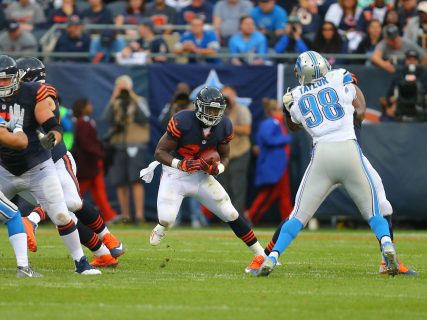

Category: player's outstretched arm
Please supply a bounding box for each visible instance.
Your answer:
[154,133,179,166]
[352,84,366,126]
[0,127,28,150]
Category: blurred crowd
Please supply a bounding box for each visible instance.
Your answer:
[1,0,427,71]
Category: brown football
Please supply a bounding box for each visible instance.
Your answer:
[199,148,220,165]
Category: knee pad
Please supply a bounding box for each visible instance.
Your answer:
[66,198,83,213]
[49,211,72,226]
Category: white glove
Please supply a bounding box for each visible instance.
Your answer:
[6,104,25,132]
[282,88,294,113]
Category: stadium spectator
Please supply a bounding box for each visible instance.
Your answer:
[311,21,349,65]
[115,0,146,26]
[286,0,322,42]
[324,0,362,51]
[158,82,191,129]
[251,0,288,48]
[173,16,220,64]
[228,15,268,65]
[178,0,213,25]
[371,24,427,73]
[356,0,394,33]
[397,0,417,31]
[245,98,292,225]
[0,20,38,53]
[145,0,177,30]
[217,86,252,216]
[0,7,6,31]
[104,75,150,224]
[53,15,91,62]
[47,0,82,26]
[118,19,169,64]
[404,1,427,49]
[4,0,46,31]
[380,49,427,121]
[72,98,119,223]
[353,19,383,64]
[274,17,309,58]
[165,0,192,13]
[213,0,253,46]
[82,0,114,25]
[383,8,401,32]
[90,29,127,63]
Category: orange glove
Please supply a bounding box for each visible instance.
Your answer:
[200,158,220,175]
[178,159,203,173]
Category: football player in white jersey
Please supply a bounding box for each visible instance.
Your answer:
[253,51,400,277]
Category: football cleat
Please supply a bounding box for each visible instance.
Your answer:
[102,233,125,258]
[16,266,43,278]
[150,224,167,246]
[381,242,399,276]
[379,261,417,275]
[255,256,278,277]
[245,255,265,274]
[22,217,37,252]
[74,256,102,275]
[90,254,119,268]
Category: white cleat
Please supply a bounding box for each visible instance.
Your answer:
[150,224,167,246]
[381,242,399,276]
[255,256,278,277]
[16,266,43,278]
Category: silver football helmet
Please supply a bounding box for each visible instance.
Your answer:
[294,51,331,85]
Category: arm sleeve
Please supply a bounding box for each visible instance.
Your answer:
[295,38,309,53]
[259,121,292,147]
[220,118,234,144]
[166,114,183,140]
[274,35,288,53]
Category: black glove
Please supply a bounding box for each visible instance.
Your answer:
[37,130,57,150]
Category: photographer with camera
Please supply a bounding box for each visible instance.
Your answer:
[104,75,150,224]
[274,15,309,61]
[380,49,427,121]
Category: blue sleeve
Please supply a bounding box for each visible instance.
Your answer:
[295,38,309,53]
[275,35,289,53]
[61,114,74,132]
[343,70,353,84]
[275,7,287,30]
[113,38,127,52]
[229,36,239,54]
[258,34,268,54]
[259,120,292,147]
[89,38,99,58]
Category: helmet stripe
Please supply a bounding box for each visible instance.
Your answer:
[307,51,319,79]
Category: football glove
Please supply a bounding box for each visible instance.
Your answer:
[200,158,220,176]
[282,87,294,113]
[6,104,25,132]
[37,130,57,150]
[178,159,203,173]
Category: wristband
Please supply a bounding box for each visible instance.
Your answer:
[13,128,23,133]
[217,163,225,175]
[171,158,180,169]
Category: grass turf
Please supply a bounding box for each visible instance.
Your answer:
[0,226,426,320]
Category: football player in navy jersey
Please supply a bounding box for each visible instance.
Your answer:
[16,57,124,268]
[0,55,100,275]
[0,89,42,277]
[147,86,265,262]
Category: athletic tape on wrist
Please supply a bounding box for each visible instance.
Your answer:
[171,158,180,169]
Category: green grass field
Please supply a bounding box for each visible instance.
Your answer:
[0,226,426,320]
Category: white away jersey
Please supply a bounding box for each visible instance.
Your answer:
[289,69,357,144]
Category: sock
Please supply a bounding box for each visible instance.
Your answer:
[97,228,110,240]
[272,218,304,254]
[380,236,392,245]
[368,215,391,241]
[57,220,84,261]
[227,216,260,248]
[28,207,47,225]
[249,242,265,256]
[264,219,287,255]
[93,244,111,257]
[76,221,102,252]
[9,233,28,267]
[75,202,107,234]
[269,251,279,261]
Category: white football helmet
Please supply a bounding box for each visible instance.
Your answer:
[294,51,331,85]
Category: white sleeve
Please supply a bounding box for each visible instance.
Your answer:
[324,4,342,27]
[346,83,357,100]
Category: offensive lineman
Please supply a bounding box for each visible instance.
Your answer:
[253,51,400,276]
[141,86,265,259]
[16,57,124,268]
[0,103,41,277]
[0,55,100,275]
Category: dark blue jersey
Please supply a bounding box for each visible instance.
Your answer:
[44,84,67,163]
[166,110,233,160]
[0,82,52,176]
